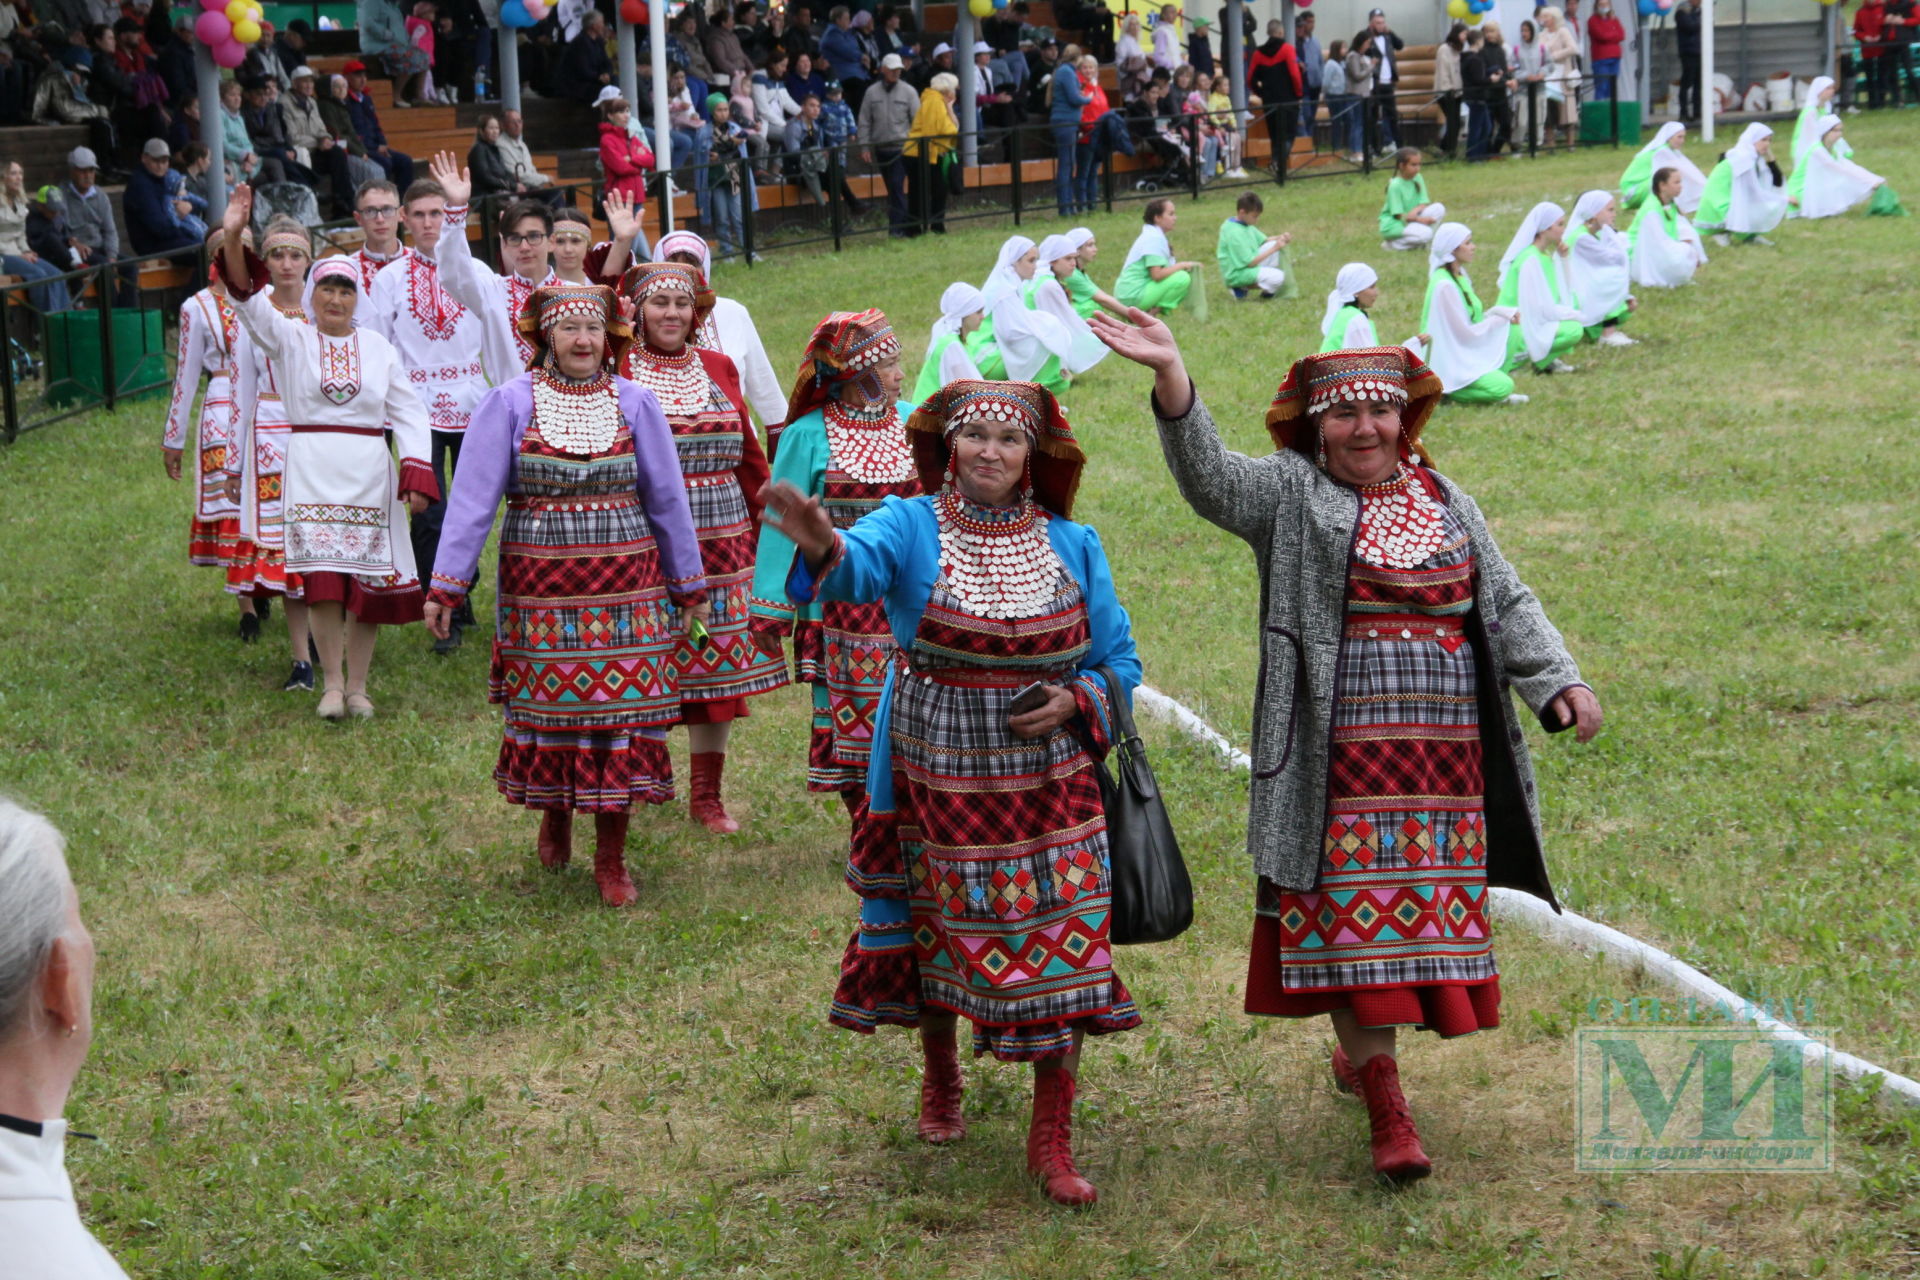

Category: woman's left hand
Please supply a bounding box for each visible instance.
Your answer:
[1008,685,1079,741]
[1550,685,1604,743]
[404,490,430,515]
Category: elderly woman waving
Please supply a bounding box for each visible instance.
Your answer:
[1092,310,1602,1184]
[759,381,1142,1208]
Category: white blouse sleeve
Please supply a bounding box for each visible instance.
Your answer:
[162,296,209,451]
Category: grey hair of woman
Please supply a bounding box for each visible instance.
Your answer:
[1538,6,1564,28]
[0,798,71,1040]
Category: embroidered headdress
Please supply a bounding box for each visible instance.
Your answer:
[515,283,629,370]
[261,224,312,258]
[204,226,253,288]
[651,229,713,277]
[1264,346,1443,465]
[785,308,901,427]
[300,256,360,326]
[618,261,716,346]
[906,379,1084,518]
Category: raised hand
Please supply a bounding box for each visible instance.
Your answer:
[222,183,253,239]
[429,150,471,206]
[604,188,639,243]
[1089,306,1192,418]
[756,479,836,564]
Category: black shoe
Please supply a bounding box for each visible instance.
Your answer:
[282,661,315,692]
[239,612,261,643]
[432,626,462,655]
[257,595,272,624]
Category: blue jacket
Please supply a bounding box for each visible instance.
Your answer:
[345,91,388,151]
[1048,62,1089,125]
[819,23,865,81]
[789,493,1141,812]
[125,167,203,255]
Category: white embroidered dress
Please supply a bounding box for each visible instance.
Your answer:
[161,287,242,562]
[428,203,557,378]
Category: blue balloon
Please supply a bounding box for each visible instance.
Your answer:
[1637,0,1661,12]
[501,0,533,27]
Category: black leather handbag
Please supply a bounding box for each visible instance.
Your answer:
[1083,666,1193,946]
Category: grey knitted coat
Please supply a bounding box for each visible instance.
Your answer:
[1155,392,1586,907]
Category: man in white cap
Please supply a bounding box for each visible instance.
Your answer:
[973,41,1020,158]
[63,146,135,305]
[856,51,917,236]
[911,41,954,91]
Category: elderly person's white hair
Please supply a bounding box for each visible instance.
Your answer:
[0,797,71,1041]
[930,71,959,96]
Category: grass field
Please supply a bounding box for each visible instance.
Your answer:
[3,115,1918,1277]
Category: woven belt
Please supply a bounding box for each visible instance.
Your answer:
[289,424,384,437]
[905,664,1064,689]
[508,494,640,512]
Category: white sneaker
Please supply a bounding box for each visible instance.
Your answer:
[1598,329,1637,347]
[1546,358,1578,374]
[1753,235,1777,246]
[1504,392,1531,405]
[1225,167,1248,178]
[665,180,687,198]
[1711,233,1731,247]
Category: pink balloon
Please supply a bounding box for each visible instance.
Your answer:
[524,0,548,14]
[212,38,247,67]
[195,10,232,43]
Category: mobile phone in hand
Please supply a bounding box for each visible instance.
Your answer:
[1007,681,1052,721]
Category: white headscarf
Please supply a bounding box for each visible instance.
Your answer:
[1035,234,1078,270]
[980,234,1072,381]
[1572,188,1614,227]
[301,256,357,327]
[1065,226,1096,252]
[1807,75,1835,107]
[929,281,986,346]
[1499,200,1566,284]
[1649,121,1685,150]
[1428,222,1471,274]
[653,230,712,277]
[1320,262,1378,338]
[1729,122,1772,172]
[1122,221,1173,270]
[1812,113,1844,147]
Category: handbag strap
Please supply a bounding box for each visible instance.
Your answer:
[1090,664,1141,748]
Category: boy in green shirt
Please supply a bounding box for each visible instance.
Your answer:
[1216,190,1298,300]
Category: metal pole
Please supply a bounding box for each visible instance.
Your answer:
[98,264,115,410]
[617,15,638,114]
[196,43,227,213]
[956,4,979,169]
[1736,0,1747,94]
[650,0,672,233]
[1010,123,1023,223]
[1824,2,1837,79]
[1701,0,1715,142]
[0,284,16,444]
[498,21,521,111]
[1225,0,1246,115]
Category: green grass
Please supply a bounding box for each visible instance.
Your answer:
[3,116,1918,1277]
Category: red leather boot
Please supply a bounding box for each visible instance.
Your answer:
[917,1023,966,1145]
[1331,1044,1361,1095]
[1355,1053,1432,1183]
[1026,1063,1097,1207]
[688,751,740,834]
[592,812,638,907]
[536,809,573,870]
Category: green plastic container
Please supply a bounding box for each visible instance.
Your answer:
[1579,98,1641,146]
[43,309,170,408]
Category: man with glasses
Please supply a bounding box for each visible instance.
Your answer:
[367,178,500,654]
[348,179,412,291]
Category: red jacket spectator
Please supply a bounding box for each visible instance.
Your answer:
[598,122,654,203]
[1078,75,1109,141]
[1855,0,1890,56]
[1586,13,1625,60]
[1247,36,1303,102]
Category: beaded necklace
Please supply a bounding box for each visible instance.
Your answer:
[627,342,713,419]
[824,399,914,485]
[935,488,1063,621]
[531,364,621,456]
[1354,463,1449,570]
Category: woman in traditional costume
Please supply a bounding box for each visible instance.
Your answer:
[915,283,988,401]
[1627,167,1709,288]
[1378,148,1446,250]
[979,235,1075,397]
[162,228,260,638]
[1031,235,1111,378]
[1414,224,1527,406]
[1496,201,1584,374]
[1113,199,1200,317]
[652,230,788,442]
[1787,115,1907,219]
[226,219,317,691]
[1619,122,1706,212]
[1095,311,1602,1183]
[1564,190,1637,347]
[616,261,786,833]
[218,186,439,721]
[749,310,919,831]
[759,380,1143,1207]
[1320,262,1382,352]
[1695,123,1788,246]
[1790,76,1838,168]
[425,284,709,906]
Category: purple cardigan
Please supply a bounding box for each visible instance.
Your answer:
[428,374,708,601]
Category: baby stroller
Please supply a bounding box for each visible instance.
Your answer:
[1132,122,1195,192]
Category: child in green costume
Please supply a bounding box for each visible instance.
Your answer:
[1378,148,1445,250]
[1113,198,1201,316]
[1495,200,1583,374]
[1417,223,1527,405]
[1216,190,1298,300]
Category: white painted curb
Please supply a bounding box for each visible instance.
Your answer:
[1132,684,1920,1107]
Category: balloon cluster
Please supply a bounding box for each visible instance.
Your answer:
[967,0,1011,17]
[1445,0,1496,25]
[501,0,554,28]
[195,0,266,69]
[1636,0,1676,13]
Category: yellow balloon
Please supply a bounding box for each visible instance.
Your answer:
[233,17,261,42]
[225,0,248,20]
[969,0,993,15]
[1446,0,1468,16]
